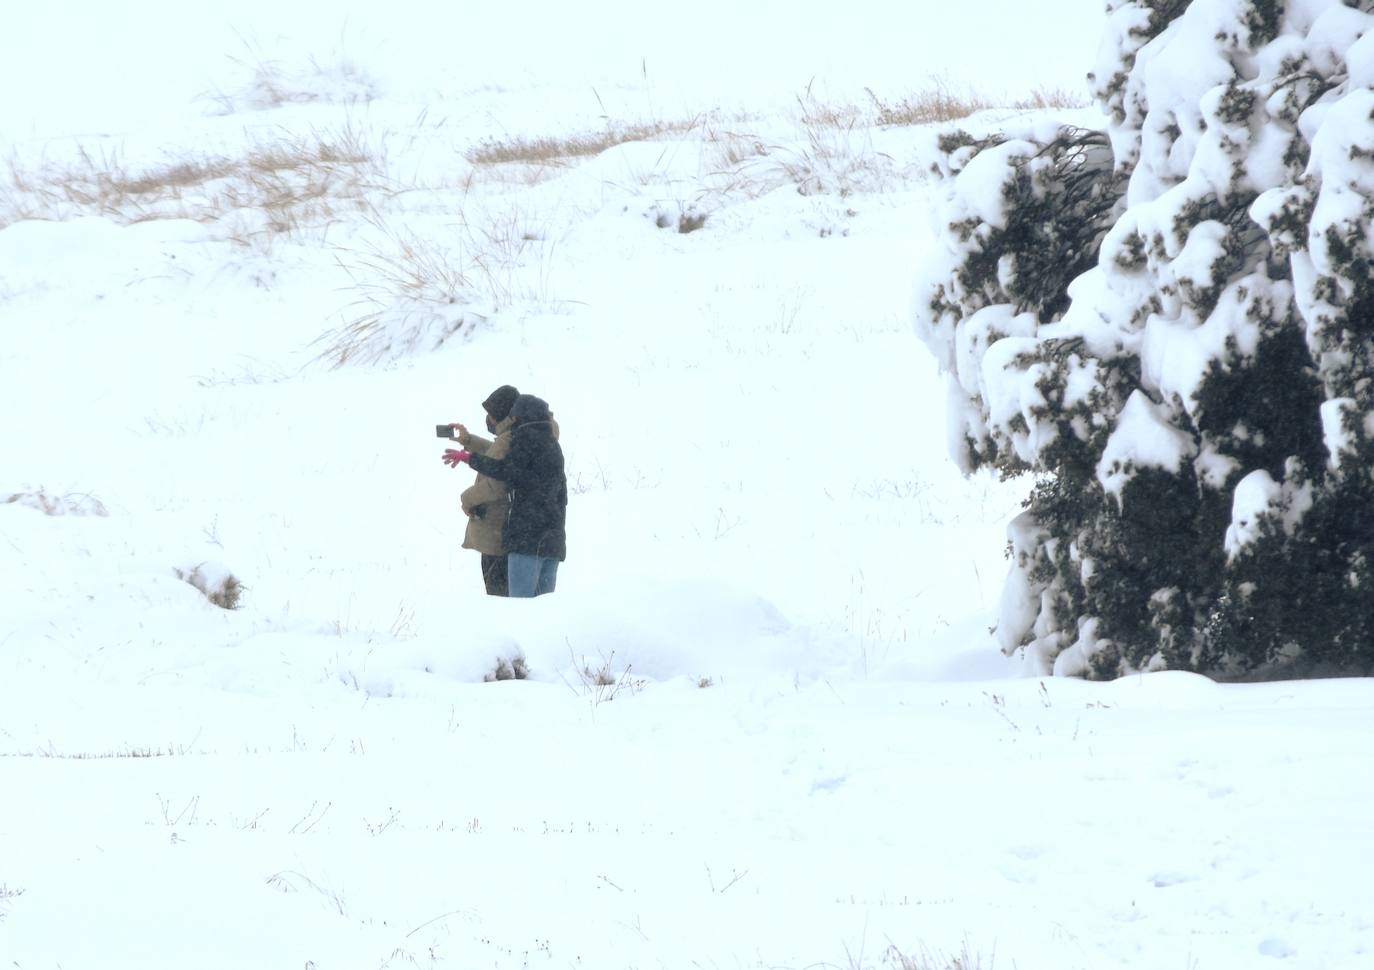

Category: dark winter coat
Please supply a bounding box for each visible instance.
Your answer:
[465,401,567,561]
[460,415,562,555]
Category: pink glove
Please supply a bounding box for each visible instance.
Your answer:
[441,448,472,468]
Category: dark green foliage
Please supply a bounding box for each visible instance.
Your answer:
[1079,466,1232,676]
[1243,0,1284,46]
[1142,0,1192,32]
[1004,131,1127,322]
[1207,464,1374,675]
[1191,319,1326,477]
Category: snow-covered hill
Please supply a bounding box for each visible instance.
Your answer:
[2,3,1371,968]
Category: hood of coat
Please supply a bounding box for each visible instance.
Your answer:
[509,394,551,423]
[482,384,520,423]
[510,394,559,439]
[512,415,559,441]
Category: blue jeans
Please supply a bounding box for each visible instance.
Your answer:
[507,553,559,597]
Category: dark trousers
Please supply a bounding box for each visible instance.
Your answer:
[481,554,509,597]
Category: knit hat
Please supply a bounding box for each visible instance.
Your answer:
[509,393,551,422]
[482,385,520,421]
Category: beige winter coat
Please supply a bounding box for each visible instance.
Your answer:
[460,416,517,555]
[459,415,561,554]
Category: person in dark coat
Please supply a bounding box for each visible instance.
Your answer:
[442,394,567,597]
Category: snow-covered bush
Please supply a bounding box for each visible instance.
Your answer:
[484,655,530,682]
[176,561,244,610]
[916,0,1374,678]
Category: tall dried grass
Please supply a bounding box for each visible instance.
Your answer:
[316,226,484,367]
[866,82,1089,127]
[314,202,556,367]
[465,118,705,166]
[0,121,388,236]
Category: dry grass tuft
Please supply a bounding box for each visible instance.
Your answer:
[466,117,705,167]
[859,82,1091,128]
[16,744,189,759]
[314,226,487,368]
[769,108,898,199]
[203,35,381,114]
[0,883,25,922]
[882,941,995,970]
[316,200,556,367]
[3,488,108,517]
[695,81,1090,199]
[1015,86,1091,111]
[563,648,645,705]
[865,84,997,127]
[703,125,771,171]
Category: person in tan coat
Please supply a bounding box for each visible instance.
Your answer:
[450,384,521,596]
[444,393,566,597]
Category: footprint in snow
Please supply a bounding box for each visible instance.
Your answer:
[1149,871,1199,887]
[1258,938,1296,958]
[998,861,1038,885]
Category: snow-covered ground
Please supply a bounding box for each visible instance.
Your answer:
[2,3,1371,968]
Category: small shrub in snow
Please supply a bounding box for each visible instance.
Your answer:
[916,1,1374,679]
[2,487,107,517]
[318,204,557,367]
[773,121,896,199]
[175,562,244,610]
[317,228,488,367]
[645,201,708,233]
[566,649,644,703]
[484,655,530,682]
[586,660,617,687]
[704,126,770,171]
[203,37,381,114]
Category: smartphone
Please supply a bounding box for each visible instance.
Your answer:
[436,424,456,438]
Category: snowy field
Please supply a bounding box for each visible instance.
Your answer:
[2,2,1372,968]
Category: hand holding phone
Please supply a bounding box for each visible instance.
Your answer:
[436,424,456,438]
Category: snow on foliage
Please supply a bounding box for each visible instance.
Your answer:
[917,0,1374,678]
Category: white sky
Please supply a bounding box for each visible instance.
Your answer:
[1,0,1106,138]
